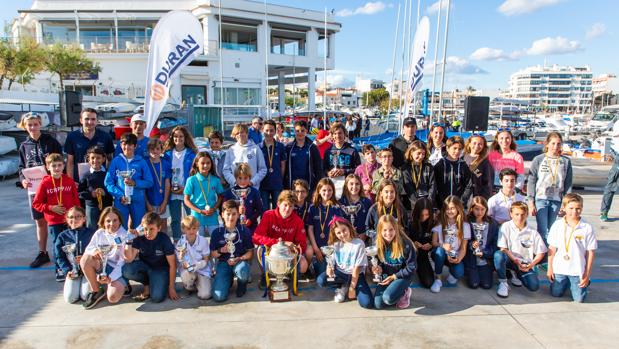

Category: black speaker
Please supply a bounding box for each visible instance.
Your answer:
[463,96,490,131]
[60,91,82,127]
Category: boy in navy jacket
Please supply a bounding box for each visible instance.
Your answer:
[222,163,264,233]
[78,146,113,229]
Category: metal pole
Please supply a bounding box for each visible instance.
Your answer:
[411,0,421,116]
[264,0,269,119]
[437,0,451,124]
[398,0,409,115]
[403,0,414,121]
[323,7,327,130]
[387,2,401,115]
[429,0,442,126]
[219,0,224,133]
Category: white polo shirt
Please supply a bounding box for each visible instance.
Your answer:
[177,235,212,277]
[432,222,472,257]
[498,221,547,262]
[547,218,597,277]
[488,190,525,224]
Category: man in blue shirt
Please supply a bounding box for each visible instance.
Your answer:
[114,114,150,159]
[64,108,115,180]
[248,116,263,145]
[259,120,287,209]
[284,120,322,193]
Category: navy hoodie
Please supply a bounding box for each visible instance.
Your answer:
[433,157,473,208]
[55,226,94,275]
[78,169,113,208]
[377,239,417,280]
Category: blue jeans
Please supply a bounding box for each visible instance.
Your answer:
[373,278,412,310]
[494,250,539,291]
[122,260,170,303]
[169,199,190,240]
[601,160,619,214]
[466,263,494,289]
[317,269,374,309]
[260,189,281,211]
[431,247,465,279]
[212,260,250,302]
[50,223,67,271]
[550,274,587,302]
[114,196,146,230]
[535,199,561,244]
[311,259,327,277]
[85,205,101,230]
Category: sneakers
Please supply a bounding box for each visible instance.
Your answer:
[55,269,65,282]
[123,284,133,297]
[334,285,347,303]
[30,251,50,268]
[83,288,105,309]
[510,274,523,287]
[446,273,458,285]
[600,213,609,222]
[430,279,442,293]
[497,280,509,298]
[396,287,412,309]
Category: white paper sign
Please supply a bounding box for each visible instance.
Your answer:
[77,162,90,181]
[22,165,47,195]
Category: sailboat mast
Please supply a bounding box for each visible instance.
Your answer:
[429,0,443,126]
[437,0,451,124]
[387,2,401,115]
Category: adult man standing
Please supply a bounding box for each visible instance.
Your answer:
[389,116,423,170]
[284,120,322,193]
[323,122,361,197]
[114,114,150,159]
[64,108,115,180]
[600,118,619,221]
[248,116,264,145]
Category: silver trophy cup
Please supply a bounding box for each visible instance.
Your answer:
[320,245,336,282]
[365,245,382,283]
[471,222,487,257]
[224,230,237,261]
[97,242,114,278]
[341,204,361,226]
[176,237,195,272]
[171,168,181,192]
[232,188,251,225]
[519,238,533,268]
[445,226,458,259]
[332,150,340,170]
[116,169,136,204]
[62,243,79,275]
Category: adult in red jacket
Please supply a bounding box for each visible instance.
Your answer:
[253,190,309,277]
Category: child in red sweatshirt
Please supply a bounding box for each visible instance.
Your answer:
[33,153,81,280]
[253,190,308,284]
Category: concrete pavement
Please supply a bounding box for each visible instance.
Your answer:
[0,166,618,349]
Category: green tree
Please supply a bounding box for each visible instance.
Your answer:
[43,43,101,92]
[361,88,390,107]
[0,39,15,89]
[6,39,46,90]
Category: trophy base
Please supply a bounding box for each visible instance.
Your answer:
[327,277,335,282]
[269,288,291,302]
[372,276,382,283]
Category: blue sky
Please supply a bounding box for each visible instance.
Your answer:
[3,0,617,94]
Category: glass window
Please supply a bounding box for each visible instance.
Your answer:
[214,87,261,105]
[41,21,77,45]
[221,24,257,52]
[182,85,207,107]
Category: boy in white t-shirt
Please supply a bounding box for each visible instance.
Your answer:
[547,193,597,303]
[177,216,212,300]
[494,201,547,298]
[488,168,524,225]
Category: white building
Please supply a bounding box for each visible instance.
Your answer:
[316,88,358,109]
[355,78,384,93]
[506,64,593,112]
[11,0,341,130]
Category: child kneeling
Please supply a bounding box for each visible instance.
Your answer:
[316,217,373,309]
[210,200,254,301]
[123,212,179,303]
[494,201,547,298]
[177,216,212,300]
[547,193,597,303]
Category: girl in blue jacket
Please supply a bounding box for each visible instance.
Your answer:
[164,126,197,238]
[372,215,416,310]
[464,196,499,290]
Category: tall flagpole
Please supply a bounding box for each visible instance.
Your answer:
[429,0,443,126]
[323,7,327,130]
[411,0,421,116]
[218,0,224,132]
[437,0,451,124]
[264,0,269,119]
[398,0,409,116]
[387,2,401,115]
[403,0,414,124]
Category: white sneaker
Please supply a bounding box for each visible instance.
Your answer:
[334,286,347,303]
[430,279,442,293]
[510,274,523,287]
[497,280,510,298]
[446,273,458,285]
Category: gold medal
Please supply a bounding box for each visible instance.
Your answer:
[563,255,570,261]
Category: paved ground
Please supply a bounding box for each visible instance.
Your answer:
[0,160,618,349]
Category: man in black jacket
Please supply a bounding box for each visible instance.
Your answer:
[284,121,323,193]
[389,116,424,170]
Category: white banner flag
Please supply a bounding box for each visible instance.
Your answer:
[403,16,430,119]
[144,11,204,135]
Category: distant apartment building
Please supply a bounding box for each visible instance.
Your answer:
[355,78,384,93]
[506,64,593,112]
[592,74,619,110]
[316,88,358,108]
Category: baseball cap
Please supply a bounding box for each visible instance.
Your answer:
[403,117,417,126]
[130,113,146,123]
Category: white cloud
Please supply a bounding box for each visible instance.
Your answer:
[427,0,449,15]
[586,22,606,40]
[498,0,562,16]
[318,74,355,88]
[425,56,487,76]
[470,47,511,61]
[526,36,583,55]
[336,2,386,17]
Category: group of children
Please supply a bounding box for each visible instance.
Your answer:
[19,111,597,310]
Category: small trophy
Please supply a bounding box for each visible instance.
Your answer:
[519,238,533,268]
[171,168,181,192]
[224,230,237,261]
[116,169,136,204]
[62,243,80,276]
[445,225,458,259]
[341,204,361,226]
[331,150,340,170]
[320,245,336,282]
[97,242,114,278]
[176,237,195,272]
[471,222,487,258]
[365,245,382,283]
[232,188,250,225]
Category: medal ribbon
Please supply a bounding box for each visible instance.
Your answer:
[150,160,163,191]
[563,219,578,257]
[319,203,330,236]
[546,156,560,186]
[52,176,63,206]
[411,163,422,188]
[266,143,275,171]
[382,204,396,220]
[197,174,211,212]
